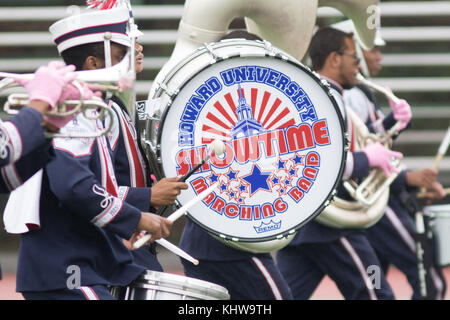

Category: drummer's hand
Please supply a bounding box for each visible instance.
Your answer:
[150,177,188,206]
[423,181,446,204]
[136,212,173,242]
[406,168,438,189]
[123,230,147,250]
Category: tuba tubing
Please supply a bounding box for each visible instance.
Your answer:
[149,0,380,100]
[315,107,403,229]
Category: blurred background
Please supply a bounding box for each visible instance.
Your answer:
[0,0,449,299]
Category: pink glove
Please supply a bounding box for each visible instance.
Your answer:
[388,95,412,131]
[15,61,76,109]
[362,142,403,176]
[44,83,102,129]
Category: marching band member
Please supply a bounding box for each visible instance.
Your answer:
[51,3,187,278]
[340,21,447,299]
[15,7,178,300]
[276,27,402,300]
[0,61,77,281]
[178,30,294,300]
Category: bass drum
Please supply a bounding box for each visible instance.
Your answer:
[143,39,347,252]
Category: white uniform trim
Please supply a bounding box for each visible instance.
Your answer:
[1,163,22,191]
[79,286,100,300]
[251,257,283,300]
[339,237,378,300]
[91,195,123,228]
[1,121,23,162]
[117,186,129,201]
[385,206,416,252]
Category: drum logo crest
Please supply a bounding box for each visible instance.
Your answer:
[168,64,336,237]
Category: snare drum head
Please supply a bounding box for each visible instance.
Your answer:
[154,40,346,242]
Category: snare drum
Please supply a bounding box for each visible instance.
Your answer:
[111,271,230,300]
[424,204,450,267]
[142,39,346,250]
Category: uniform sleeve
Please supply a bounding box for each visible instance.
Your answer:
[343,151,370,181]
[118,186,151,212]
[0,107,47,167]
[0,141,54,192]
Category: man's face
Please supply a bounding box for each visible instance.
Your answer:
[337,37,360,89]
[363,47,383,77]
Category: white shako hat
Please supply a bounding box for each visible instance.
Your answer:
[331,19,386,77]
[49,6,132,54]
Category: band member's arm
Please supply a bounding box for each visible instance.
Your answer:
[0,142,54,192]
[45,149,142,239]
[343,143,403,181]
[120,178,188,211]
[0,107,49,167]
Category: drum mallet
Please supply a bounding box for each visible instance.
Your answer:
[179,140,226,182]
[133,182,219,263]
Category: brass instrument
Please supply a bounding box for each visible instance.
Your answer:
[0,51,135,139]
[316,73,405,229]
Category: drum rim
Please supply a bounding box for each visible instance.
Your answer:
[153,40,348,242]
[137,270,230,294]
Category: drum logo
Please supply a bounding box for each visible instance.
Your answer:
[171,64,333,236]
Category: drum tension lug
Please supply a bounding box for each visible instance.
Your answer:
[158,83,178,99]
[204,43,224,63]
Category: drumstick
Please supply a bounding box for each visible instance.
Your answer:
[133,182,219,252]
[154,238,199,265]
[431,125,450,170]
[132,236,198,265]
[167,182,219,222]
[179,140,226,182]
[417,126,450,197]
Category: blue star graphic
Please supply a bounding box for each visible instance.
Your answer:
[227,169,238,181]
[229,191,235,198]
[292,154,303,165]
[277,159,286,170]
[220,184,228,192]
[289,168,296,176]
[239,184,247,192]
[241,164,272,196]
[271,176,280,184]
[208,172,219,183]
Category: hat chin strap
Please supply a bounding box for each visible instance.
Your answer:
[103,32,113,68]
[103,32,113,99]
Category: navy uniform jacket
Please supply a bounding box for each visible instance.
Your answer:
[0,107,54,193]
[16,110,146,292]
[106,97,162,270]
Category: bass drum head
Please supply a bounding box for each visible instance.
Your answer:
[154,40,347,243]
